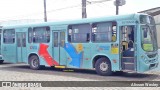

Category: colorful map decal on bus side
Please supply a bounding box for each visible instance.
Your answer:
[64,43,83,68]
[38,43,59,66]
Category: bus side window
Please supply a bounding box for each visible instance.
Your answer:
[11,30,15,43]
[33,37,35,42]
[3,30,5,43]
[92,22,113,42]
[54,32,58,47]
[68,28,72,42]
[60,32,65,47]
[46,27,50,43]
[112,24,117,42]
[13,38,15,43]
[92,34,95,41]
[28,27,33,43]
[3,29,15,44]
[68,24,90,43]
[86,33,90,41]
[92,24,97,42]
[22,34,26,47]
[68,35,71,42]
[32,26,50,43]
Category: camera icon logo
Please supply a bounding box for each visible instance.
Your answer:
[2,82,11,87]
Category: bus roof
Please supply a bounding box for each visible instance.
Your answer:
[2,13,146,29]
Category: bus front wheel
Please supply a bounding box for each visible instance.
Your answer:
[29,55,40,70]
[95,57,112,76]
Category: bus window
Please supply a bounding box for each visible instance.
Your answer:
[22,33,26,47]
[54,32,58,47]
[92,22,113,42]
[112,22,117,42]
[68,24,90,43]
[68,28,72,42]
[3,29,15,44]
[32,26,50,43]
[28,28,33,43]
[140,15,155,24]
[60,32,65,47]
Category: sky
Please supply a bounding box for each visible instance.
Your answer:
[0,0,160,22]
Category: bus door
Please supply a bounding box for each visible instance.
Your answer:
[120,25,136,71]
[16,32,26,62]
[52,31,66,65]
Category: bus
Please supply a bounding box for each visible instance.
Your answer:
[0,13,159,76]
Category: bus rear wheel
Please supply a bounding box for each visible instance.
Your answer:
[29,55,40,70]
[95,57,112,76]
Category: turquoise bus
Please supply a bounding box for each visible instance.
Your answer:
[0,13,159,76]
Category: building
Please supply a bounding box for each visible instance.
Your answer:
[138,7,160,48]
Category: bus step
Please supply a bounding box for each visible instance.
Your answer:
[122,62,134,70]
[122,57,134,58]
[54,66,66,69]
[122,57,134,63]
[122,70,136,73]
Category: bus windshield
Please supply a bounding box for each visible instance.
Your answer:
[140,15,158,52]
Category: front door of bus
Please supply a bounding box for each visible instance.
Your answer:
[120,25,136,71]
[52,31,66,65]
[16,32,26,62]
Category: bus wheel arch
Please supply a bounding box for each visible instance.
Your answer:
[92,55,112,76]
[28,53,41,70]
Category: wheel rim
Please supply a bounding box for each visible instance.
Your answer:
[100,62,108,72]
[32,58,39,68]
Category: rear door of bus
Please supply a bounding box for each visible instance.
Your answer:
[51,26,67,66]
[16,28,27,63]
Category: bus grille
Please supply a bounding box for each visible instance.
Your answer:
[147,53,157,58]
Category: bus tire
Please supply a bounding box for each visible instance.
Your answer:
[0,60,4,64]
[29,55,40,70]
[95,57,112,76]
